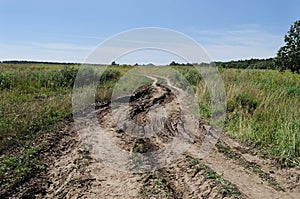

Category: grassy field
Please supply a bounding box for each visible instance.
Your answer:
[0,63,299,192]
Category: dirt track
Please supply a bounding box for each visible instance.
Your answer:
[11,76,300,198]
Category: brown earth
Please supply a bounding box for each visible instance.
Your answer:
[8,76,300,199]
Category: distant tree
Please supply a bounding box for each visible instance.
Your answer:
[111,61,117,66]
[169,61,178,66]
[276,20,300,73]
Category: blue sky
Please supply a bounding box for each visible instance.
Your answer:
[0,0,299,63]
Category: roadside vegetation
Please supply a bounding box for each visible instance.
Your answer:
[176,66,300,166]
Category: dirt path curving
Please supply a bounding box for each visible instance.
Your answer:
[11,76,300,199]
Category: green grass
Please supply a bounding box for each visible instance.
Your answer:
[0,67,75,154]
[221,69,300,166]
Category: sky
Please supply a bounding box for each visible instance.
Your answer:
[0,0,299,64]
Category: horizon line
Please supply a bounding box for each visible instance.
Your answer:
[0,57,276,65]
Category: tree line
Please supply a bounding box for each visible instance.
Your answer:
[214,58,276,70]
[0,60,79,65]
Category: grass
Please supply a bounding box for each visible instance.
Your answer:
[221,69,300,166]
[0,63,299,194]
[0,67,75,154]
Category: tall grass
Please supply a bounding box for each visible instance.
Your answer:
[222,69,300,166]
[0,65,127,153]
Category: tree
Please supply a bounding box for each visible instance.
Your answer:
[169,61,179,66]
[276,20,300,73]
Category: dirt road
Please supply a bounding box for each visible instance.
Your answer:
[11,76,300,198]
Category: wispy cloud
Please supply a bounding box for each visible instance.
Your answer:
[63,34,106,40]
[0,42,92,62]
[32,42,93,51]
[191,25,283,60]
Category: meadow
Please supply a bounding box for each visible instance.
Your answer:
[0,63,299,192]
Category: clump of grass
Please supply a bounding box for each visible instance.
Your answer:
[235,93,258,114]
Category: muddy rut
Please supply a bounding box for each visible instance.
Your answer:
[11,76,300,199]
